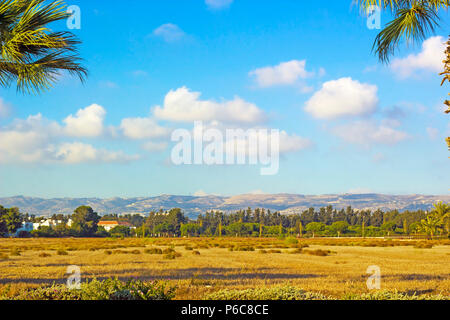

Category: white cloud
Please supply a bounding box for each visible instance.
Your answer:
[194,122,312,157]
[0,98,11,118]
[332,120,409,147]
[153,23,185,42]
[0,114,59,163]
[0,113,138,165]
[99,81,119,89]
[205,0,233,9]
[426,127,439,140]
[63,104,106,138]
[56,142,138,164]
[141,141,168,152]
[391,36,445,78]
[249,60,312,87]
[153,87,267,125]
[120,117,170,140]
[304,77,378,119]
[278,131,313,153]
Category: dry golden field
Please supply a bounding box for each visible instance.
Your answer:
[0,237,449,299]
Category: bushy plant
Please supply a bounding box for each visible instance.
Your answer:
[56,249,68,256]
[163,252,182,260]
[344,290,448,300]
[145,248,163,254]
[6,278,176,301]
[38,252,51,257]
[205,286,331,300]
[303,249,332,256]
[10,248,21,256]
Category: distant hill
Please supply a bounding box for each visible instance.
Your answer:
[1,194,449,218]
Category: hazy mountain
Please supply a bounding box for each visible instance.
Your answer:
[1,194,449,218]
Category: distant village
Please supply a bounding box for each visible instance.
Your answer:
[14,217,137,237]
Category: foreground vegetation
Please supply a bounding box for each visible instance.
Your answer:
[0,237,448,300]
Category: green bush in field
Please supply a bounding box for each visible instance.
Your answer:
[205,286,331,300]
[414,242,434,249]
[284,237,298,245]
[344,290,448,300]
[163,252,182,260]
[4,278,176,301]
[10,248,21,256]
[38,252,51,258]
[56,249,68,256]
[303,249,332,256]
[144,248,163,255]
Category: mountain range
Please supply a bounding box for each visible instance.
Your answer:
[1,194,449,218]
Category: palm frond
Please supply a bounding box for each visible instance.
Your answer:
[374,2,441,62]
[0,0,86,94]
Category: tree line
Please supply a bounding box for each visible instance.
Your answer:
[1,203,449,239]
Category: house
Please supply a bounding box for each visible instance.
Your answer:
[98,221,134,232]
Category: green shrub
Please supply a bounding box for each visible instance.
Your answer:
[163,252,182,260]
[284,237,298,245]
[7,278,176,301]
[267,249,282,254]
[144,248,163,255]
[185,246,194,251]
[344,290,448,300]
[38,252,51,258]
[56,250,68,256]
[204,286,330,300]
[304,249,331,256]
[10,248,21,256]
[414,242,433,249]
[162,248,175,254]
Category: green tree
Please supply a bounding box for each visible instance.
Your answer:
[180,223,201,237]
[305,222,326,237]
[419,213,442,238]
[70,206,100,237]
[0,0,87,94]
[330,221,349,237]
[0,206,22,235]
[110,225,131,238]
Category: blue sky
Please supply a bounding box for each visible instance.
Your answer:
[0,0,449,198]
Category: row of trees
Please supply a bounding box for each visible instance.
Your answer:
[3,202,448,239]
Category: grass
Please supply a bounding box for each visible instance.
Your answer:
[0,237,448,300]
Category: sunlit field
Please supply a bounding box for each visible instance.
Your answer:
[0,237,449,300]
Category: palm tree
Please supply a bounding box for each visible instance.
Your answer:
[0,0,87,94]
[357,1,449,62]
[419,213,442,239]
[433,201,450,234]
[357,1,449,152]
